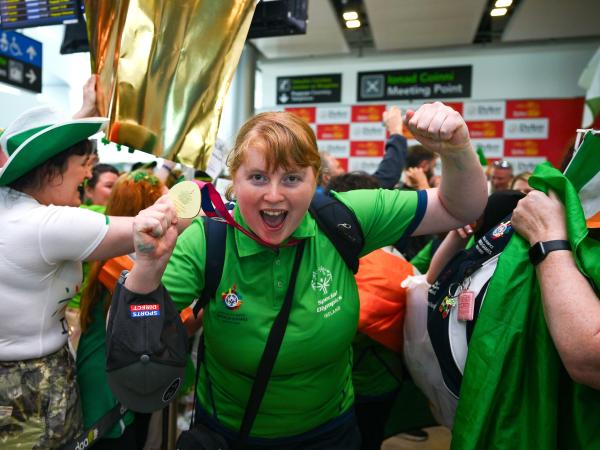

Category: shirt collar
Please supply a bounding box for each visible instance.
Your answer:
[233,205,316,257]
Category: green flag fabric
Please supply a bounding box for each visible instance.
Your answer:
[451,162,600,450]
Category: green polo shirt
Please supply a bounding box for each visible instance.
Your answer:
[352,334,403,398]
[162,188,423,438]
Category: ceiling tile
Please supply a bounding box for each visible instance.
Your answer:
[365,0,488,51]
[503,0,600,42]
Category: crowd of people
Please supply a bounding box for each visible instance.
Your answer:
[0,76,598,450]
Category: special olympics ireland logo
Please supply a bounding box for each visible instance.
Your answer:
[311,266,332,294]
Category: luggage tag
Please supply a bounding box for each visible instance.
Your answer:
[458,277,475,321]
[168,181,201,219]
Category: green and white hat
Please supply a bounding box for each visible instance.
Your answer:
[0,106,107,186]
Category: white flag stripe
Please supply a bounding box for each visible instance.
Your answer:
[577,170,600,219]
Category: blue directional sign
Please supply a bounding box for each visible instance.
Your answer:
[0,30,42,93]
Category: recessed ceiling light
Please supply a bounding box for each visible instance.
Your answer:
[490,7,508,16]
[343,11,358,21]
[345,19,361,29]
[494,0,513,7]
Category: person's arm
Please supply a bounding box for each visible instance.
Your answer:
[425,228,473,283]
[84,195,181,262]
[407,102,487,235]
[373,106,407,188]
[155,159,176,183]
[512,190,600,389]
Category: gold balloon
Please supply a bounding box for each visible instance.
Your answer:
[85,0,130,118]
[86,0,257,169]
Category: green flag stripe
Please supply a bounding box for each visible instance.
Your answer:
[564,133,600,192]
[587,97,600,121]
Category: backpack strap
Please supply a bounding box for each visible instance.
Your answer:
[309,191,364,274]
[193,217,227,317]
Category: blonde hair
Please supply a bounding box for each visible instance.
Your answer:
[510,171,532,189]
[226,112,320,198]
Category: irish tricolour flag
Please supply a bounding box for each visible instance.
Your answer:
[565,131,600,228]
[579,46,600,128]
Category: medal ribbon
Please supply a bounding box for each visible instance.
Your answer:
[192,180,300,250]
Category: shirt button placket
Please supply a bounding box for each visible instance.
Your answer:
[273,257,285,308]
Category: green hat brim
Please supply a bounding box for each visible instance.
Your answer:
[0,118,107,186]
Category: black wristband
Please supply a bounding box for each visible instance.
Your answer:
[528,240,571,266]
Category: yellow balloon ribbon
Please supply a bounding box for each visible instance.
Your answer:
[88,0,257,169]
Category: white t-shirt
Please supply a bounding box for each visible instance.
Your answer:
[0,187,109,360]
[403,255,500,428]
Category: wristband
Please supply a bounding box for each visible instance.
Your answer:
[528,240,571,266]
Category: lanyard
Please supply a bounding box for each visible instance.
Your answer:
[192,180,301,250]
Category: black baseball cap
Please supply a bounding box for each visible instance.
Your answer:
[106,276,189,413]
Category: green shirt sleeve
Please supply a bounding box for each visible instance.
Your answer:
[333,188,423,255]
[162,218,206,311]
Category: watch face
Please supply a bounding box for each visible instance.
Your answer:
[529,242,546,266]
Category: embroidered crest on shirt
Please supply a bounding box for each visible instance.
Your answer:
[221,284,243,310]
[311,266,332,294]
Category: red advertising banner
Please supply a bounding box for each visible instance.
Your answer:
[352,104,386,122]
[308,98,583,173]
[284,106,316,123]
[350,141,385,157]
[465,121,504,139]
[316,124,349,140]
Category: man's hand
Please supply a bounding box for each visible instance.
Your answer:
[511,190,567,245]
[383,106,403,136]
[404,102,470,156]
[73,75,100,119]
[405,167,430,190]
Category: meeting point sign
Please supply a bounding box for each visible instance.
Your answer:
[358,65,472,102]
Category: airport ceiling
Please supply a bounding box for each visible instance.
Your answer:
[250,0,600,60]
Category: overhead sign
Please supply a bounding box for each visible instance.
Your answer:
[0,0,80,30]
[0,30,42,93]
[276,74,341,105]
[357,65,472,101]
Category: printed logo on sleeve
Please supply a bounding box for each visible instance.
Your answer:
[130,304,161,318]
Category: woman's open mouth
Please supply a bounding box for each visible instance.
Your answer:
[260,209,287,230]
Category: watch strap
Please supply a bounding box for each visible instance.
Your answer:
[528,240,571,265]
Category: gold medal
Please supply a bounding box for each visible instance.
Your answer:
[169,181,201,219]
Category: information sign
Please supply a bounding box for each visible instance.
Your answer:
[358,66,472,101]
[276,74,341,105]
[0,29,42,93]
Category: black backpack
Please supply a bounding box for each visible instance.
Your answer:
[192,191,364,317]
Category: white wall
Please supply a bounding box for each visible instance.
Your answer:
[258,40,600,108]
